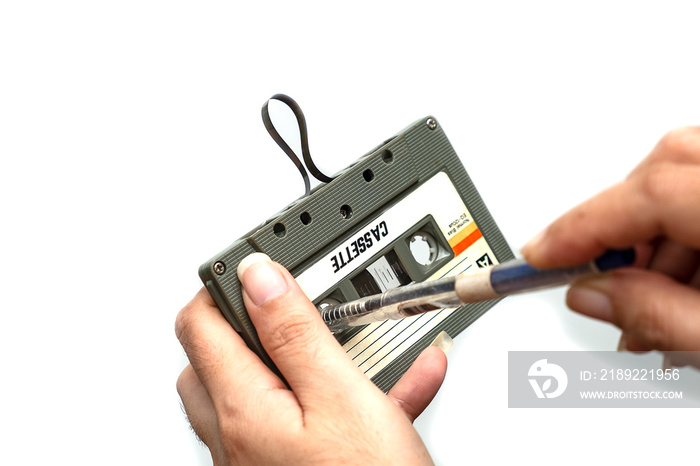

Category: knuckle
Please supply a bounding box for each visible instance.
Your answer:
[623,299,667,348]
[174,303,197,347]
[611,271,674,350]
[264,312,320,357]
[175,306,224,377]
[658,126,700,155]
[187,339,223,379]
[637,163,681,204]
[175,288,216,345]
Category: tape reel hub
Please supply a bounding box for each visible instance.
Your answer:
[409,231,439,266]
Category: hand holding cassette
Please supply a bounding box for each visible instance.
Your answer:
[177,96,700,464]
[175,254,446,464]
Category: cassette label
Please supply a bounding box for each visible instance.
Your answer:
[330,221,389,273]
[296,172,482,298]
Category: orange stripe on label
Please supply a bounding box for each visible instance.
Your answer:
[451,228,483,256]
[448,221,477,247]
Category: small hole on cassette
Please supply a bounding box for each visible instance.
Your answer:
[273,222,286,238]
[409,231,439,266]
[300,211,312,225]
[382,149,394,164]
[339,205,353,219]
[363,169,374,182]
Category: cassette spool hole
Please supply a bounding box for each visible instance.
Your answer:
[273,222,286,238]
[409,231,439,266]
[339,205,353,219]
[300,211,312,225]
[363,169,374,182]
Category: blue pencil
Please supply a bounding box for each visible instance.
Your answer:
[321,249,635,332]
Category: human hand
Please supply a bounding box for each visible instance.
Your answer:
[522,127,700,354]
[176,253,448,465]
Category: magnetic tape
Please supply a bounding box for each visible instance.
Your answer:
[199,98,514,391]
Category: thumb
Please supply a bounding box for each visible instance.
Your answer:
[237,253,369,402]
[387,345,448,423]
[566,268,700,351]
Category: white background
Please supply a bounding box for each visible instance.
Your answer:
[2,1,699,464]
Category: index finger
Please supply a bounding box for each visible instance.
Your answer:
[522,163,700,268]
[629,126,700,176]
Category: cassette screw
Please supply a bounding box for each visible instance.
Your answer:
[213,261,226,275]
[426,118,437,130]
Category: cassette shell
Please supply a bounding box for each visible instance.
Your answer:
[199,116,514,390]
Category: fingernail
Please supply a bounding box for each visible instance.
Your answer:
[566,278,614,322]
[430,331,454,355]
[662,354,673,371]
[237,253,288,306]
[617,333,627,351]
[521,228,547,259]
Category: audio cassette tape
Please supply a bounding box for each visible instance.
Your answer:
[199,101,514,391]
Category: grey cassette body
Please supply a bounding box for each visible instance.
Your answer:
[199,117,514,391]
